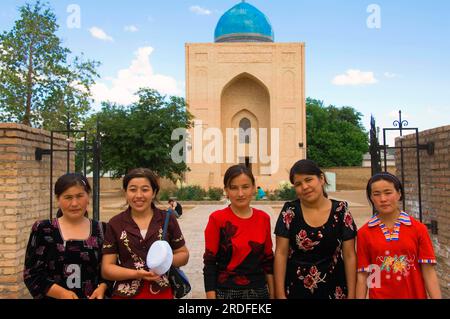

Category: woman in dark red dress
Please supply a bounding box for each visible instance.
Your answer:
[101,168,189,299]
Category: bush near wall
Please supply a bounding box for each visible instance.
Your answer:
[159,185,297,201]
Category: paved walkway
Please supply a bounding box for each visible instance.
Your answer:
[174,190,372,299]
[99,190,372,298]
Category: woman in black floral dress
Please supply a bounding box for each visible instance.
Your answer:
[274,160,357,299]
[23,174,108,299]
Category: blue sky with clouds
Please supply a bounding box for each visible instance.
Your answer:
[1,0,449,145]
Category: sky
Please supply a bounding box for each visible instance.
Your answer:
[1,0,449,146]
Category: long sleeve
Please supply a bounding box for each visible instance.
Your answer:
[203,214,220,292]
[23,221,56,299]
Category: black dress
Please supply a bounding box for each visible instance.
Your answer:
[274,199,357,299]
[23,217,107,299]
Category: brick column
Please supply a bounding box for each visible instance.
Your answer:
[0,123,73,298]
[395,125,450,298]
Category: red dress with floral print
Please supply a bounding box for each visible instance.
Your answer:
[275,199,357,299]
[203,206,274,293]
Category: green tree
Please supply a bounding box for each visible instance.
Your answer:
[82,88,193,180]
[306,98,369,167]
[0,1,99,129]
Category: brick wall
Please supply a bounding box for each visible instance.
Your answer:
[0,123,73,299]
[395,125,450,298]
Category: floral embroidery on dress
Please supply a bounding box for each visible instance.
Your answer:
[333,286,346,299]
[24,219,107,299]
[158,227,163,240]
[296,229,320,251]
[336,201,346,212]
[288,247,294,259]
[117,280,141,296]
[377,252,416,280]
[134,261,145,269]
[329,240,342,273]
[282,207,295,230]
[118,230,170,295]
[337,202,355,231]
[172,235,184,243]
[297,266,327,294]
[85,236,98,248]
[120,231,144,267]
[275,199,356,299]
[343,211,355,231]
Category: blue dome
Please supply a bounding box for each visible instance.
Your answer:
[214,1,274,43]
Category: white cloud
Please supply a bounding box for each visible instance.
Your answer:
[332,69,378,86]
[89,27,114,42]
[189,5,212,15]
[124,25,139,32]
[92,47,182,105]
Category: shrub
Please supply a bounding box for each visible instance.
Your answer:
[208,187,224,201]
[276,184,297,201]
[175,185,206,201]
[267,191,278,201]
[159,189,172,201]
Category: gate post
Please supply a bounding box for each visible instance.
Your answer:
[369,115,381,176]
[92,132,101,222]
[0,123,72,298]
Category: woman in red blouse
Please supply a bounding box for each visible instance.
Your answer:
[101,168,189,299]
[203,165,274,299]
[356,172,441,299]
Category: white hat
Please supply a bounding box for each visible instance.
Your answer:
[146,240,173,275]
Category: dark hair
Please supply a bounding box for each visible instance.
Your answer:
[289,159,329,198]
[366,172,403,208]
[123,168,160,209]
[223,165,255,188]
[168,199,174,203]
[55,173,91,218]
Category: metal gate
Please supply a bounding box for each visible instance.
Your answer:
[35,118,101,221]
[369,111,435,225]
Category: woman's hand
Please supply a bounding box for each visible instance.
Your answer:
[89,283,108,299]
[136,269,162,282]
[46,284,79,299]
[59,289,79,299]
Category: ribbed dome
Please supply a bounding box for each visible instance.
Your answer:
[214,1,274,43]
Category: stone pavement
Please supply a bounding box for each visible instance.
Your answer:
[99,190,372,299]
[174,190,372,299]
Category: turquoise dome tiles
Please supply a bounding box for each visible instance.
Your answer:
[214,1,274,43]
